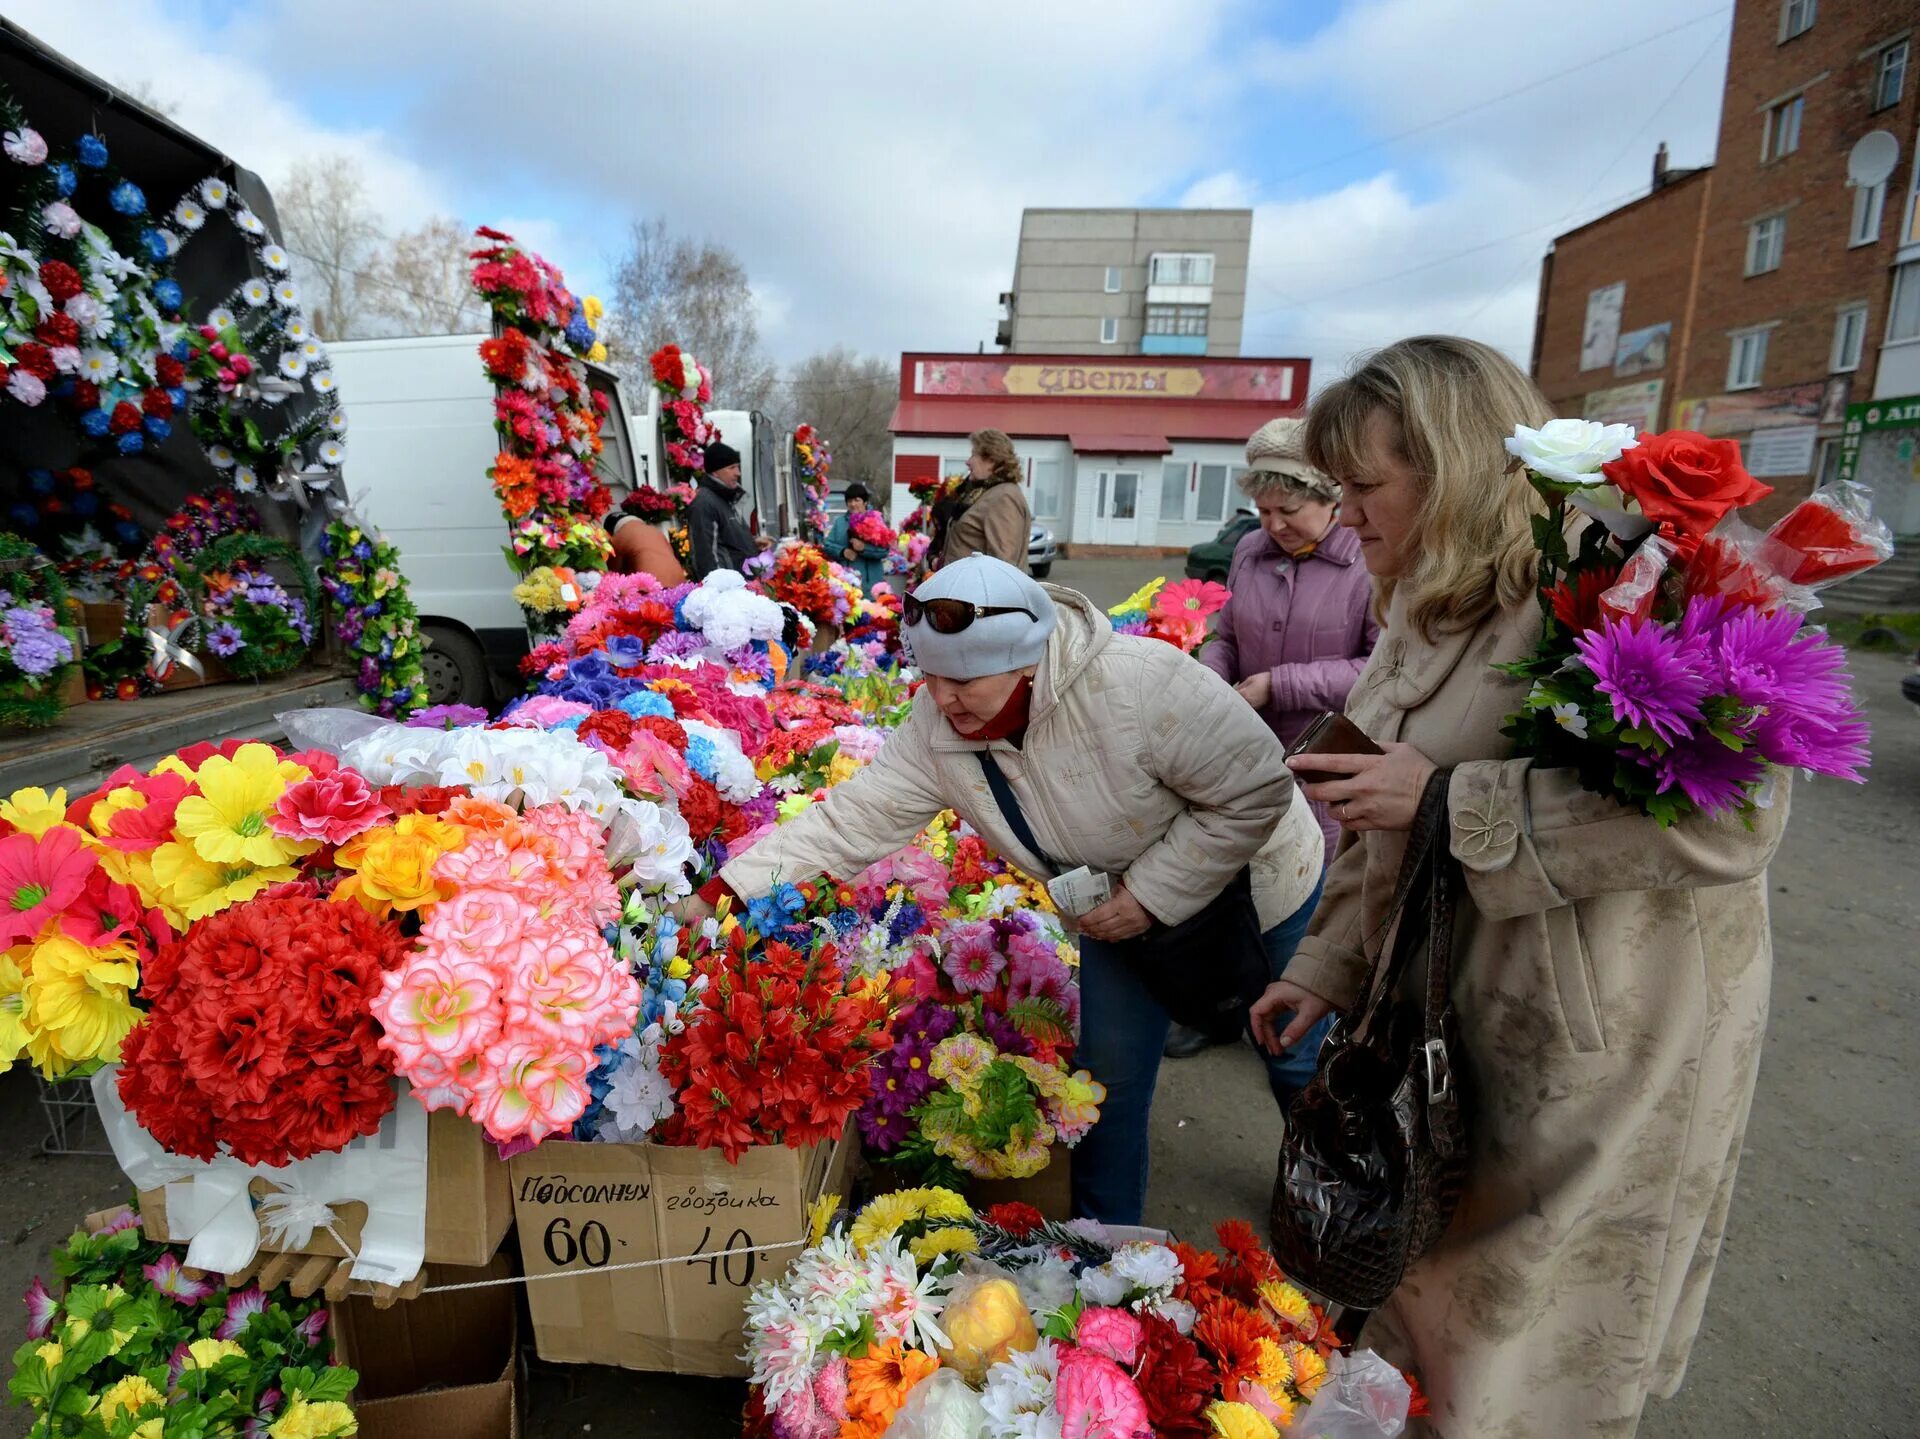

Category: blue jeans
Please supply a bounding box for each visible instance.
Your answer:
[1258,874,1333,1107]
[1072,876,1328,1225]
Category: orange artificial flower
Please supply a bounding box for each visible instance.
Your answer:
[1194,1300,1275,1392]
[1171,1239,1222,1301]
[492,455,541,519]
[443,794,519,837]
[845,1340,938,1427]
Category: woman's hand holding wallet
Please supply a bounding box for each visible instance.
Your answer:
[1286,711,1438,833]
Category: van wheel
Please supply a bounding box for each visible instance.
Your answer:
[419,624,493,709]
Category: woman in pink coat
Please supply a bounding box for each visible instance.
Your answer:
[1166,418,1380,1072]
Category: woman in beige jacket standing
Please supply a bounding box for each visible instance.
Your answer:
[1251,336,1787,1436]
[693,555,1323,1226]
[930,429,1032,571]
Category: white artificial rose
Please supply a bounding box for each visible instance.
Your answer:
[1503,419,1638,485]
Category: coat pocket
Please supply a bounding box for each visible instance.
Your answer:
[1544,904,1607,1052]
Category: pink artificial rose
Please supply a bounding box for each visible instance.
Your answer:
[422,888,527,960]
[230,354,254,377]
[1056,1344,1153,1439]
[1075,1307,1145,1367]
[502,926,630,1041]
[284,748,341,777]
[269,768,391,844]
[473,1037,590,1142]
[373,952,502,1063]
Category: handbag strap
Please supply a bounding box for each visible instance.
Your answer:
[976,750,1062,874]
[1348,770,1455,1044]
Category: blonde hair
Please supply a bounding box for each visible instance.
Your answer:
[1303,336,1551,639]
[968,429,1024,488]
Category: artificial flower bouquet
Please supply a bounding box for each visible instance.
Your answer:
[795,423,832,541]
[8,1208,357,1439]
[850,509,899,552]
[187,535,319,680]
[1499,420,1882,825]
[1108,576,1232,656]
[0,533,80,728]
[743,1189,1422,1439]
[318,520,426,718]
[470,225,607,363]
[650,343,715,483]
[622,483,696,524]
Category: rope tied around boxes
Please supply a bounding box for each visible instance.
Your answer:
[418,1237,808,1294]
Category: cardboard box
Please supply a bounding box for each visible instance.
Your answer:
[140,1107,512,1271]
[509,1125,853,1377]
[330,1257,520,1439]
[81,602,126,648]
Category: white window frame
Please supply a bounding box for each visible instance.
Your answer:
[1874,38,1908,111]
[1746,214,1787,275]
[1815,436,1843,487]
[1831,303,1869,372]
[1099,316,1119,345]
[1103,265,1122,294]
[1030,457,1064,520]
[1762,95,1804,160]
[1728,327,1770,390]
[1780,0,1816,42]
[1149,252,1216,286]
[1850,178,1888,245]
[1889,261,1920,344]
[1194,462,1233,525]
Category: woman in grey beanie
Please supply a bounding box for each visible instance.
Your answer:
[690,555,1322,1226]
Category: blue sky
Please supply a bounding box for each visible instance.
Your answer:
[9,0,1733,389]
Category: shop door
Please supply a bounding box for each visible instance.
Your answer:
[1093,468,1141,545]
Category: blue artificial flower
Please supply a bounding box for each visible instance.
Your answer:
[567,652,611,684]
[565,314,595,351]
[50,162,77,196]
[143,417,170,441]
[354,539,374,561]
[165,386,186,407]
[605,634,646,668]
[889,901,928,947]
[746,882,808,940]
[552,714,586,732]
[616,690,674,720]
[115,519,142,545]
[684,734,718,782]
[75,135,108,168]
[80,409,112,438]
[110,181,147,216]
[152,278,183,312]
[391,686,413,709]
[139,228,167,261]
[170,338,191,362]
[26,470,52,494]
[116,432,144,456]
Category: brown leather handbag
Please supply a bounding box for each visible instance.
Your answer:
[1268,769,1467,1312]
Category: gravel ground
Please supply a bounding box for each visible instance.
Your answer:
[2,558,1912,1438]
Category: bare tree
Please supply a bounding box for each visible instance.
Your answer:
[366,216,487,335]
[607,218,778,410]
[782,348,900,500]
[275,156,382,340]
[115,77,181,120]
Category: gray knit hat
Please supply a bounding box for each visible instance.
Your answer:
[905,556,1057,681]
[1243,417,1338,501]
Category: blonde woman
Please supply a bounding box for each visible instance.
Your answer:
[1250,336,1787,1436]
[930,428,1031,571]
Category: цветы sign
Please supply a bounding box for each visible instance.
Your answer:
[913,357,1300,403]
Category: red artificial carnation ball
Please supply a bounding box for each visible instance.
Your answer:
[155,354,185,388]
[108,400,143,435]
[141,388,174,419]
[35,312,79,349]
[13,343,57,382]
[39,260,84,304]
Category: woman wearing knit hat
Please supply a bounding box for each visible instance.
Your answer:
[1162,417,1381,1080]
[688,554,1322,1226]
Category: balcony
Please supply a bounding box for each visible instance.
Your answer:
[1141,334,1208,356]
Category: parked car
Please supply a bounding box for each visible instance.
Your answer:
[1185,509,1259,581]
[1029,523,1057,579]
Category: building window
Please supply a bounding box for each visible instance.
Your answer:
[1746,215,1786,275]
[1103,266,1122,294]
[1149,253,1215,286]
[1159,461,1190,525]
[1145,303,1210,337]
[1780,0,1815,41]
[1814,437,1844,486]
[1831,304,1869,372]
[1851,178,1888,245]
[1874,39,1908,111]
[1762,95,1803,160]
[1099,316,1119,345]
[1728,328,1770,390]
[1195,464,1232,525]
[1889,261,1920,343]
[1031,458,1063,519]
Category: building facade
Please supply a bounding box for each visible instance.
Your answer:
[888,352,1307,552]
[1532,0,1920,530]
[997,209,1251,358]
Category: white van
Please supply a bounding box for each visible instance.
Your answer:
[629,388,799,539]
[327,334,644,705]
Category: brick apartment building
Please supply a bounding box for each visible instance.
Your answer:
[1533,0,1920,531]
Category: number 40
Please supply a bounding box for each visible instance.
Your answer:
[687,1226,756,1286]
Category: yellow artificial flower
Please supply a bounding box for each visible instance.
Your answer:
[909,1227,979,1265]
[173,744,315,867]
[849,1191,922,1254]
[184,1337,246,1370]
[132,1420,164,1439]
[333,815,462,915]
[0,788,69,837]
[807,1192,840,1247]
[34,1341,61,1370]
[1110,576,1167,618]
[587,342,609,364]
[826,751,862,787]
[150,842,293,923]
[1257,1278,1314,1332]
[1057,1070,1106,1130]
[1286,1340,1328,1399]
[583,294,604,326]
[0,955,27,1066]
[23,934,140,1070]
[776,794,815,823]
[937,1275,1037,1384]
[1203,1400,1278,1439]
[268,1396,359,1439]
[99,1374,165,1423]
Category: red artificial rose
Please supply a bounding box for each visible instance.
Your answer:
[35,312,79,349]
[380,783,462,816]
[155,354,185,388]
[1600,431,1772,553]
[13,343,57,382]
[982,1202,1046,1238]
[576,710,637,753]
[39,260,84,304]
[108,400,143,435]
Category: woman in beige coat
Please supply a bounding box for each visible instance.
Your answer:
[1250,336,1787,1437]
[696,554,1323,1226]
[930,429,1032,571]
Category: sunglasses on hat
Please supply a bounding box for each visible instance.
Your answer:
[903,596,1039,634]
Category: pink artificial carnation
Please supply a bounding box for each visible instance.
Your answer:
[1055,1343,1153,1439]
[472,1037,590,1142]
[283,748,342,777]
[831,724,886,762]
[619,732,692,799]
[373,952,503,1064]
[498,696,592,729]
[269,768,391,844]
[1075,1307,1145,1367]
[423,889,528,960]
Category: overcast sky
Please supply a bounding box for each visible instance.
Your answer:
[11,0,1734,393]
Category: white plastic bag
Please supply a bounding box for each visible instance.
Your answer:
[881,1368,990,1439]
[1286,1349,1412,1438]
[275,706,400,757]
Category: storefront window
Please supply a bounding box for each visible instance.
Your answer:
[1160,461,1189,524]
[1196,464,1231,524]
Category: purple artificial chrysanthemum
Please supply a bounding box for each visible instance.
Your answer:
[1629,734,1767,815]
[856,1102,915,1153]
[1709,604,1850,715]
[647,630,706,663]
[207,621,245,658]
[980,1006,1033,1059]
[1748,706,1871,781]
[1573,616,1710,744]
[2,605,72,677]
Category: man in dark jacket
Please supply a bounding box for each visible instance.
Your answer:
[686,442,758,579]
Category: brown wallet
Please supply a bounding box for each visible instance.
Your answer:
[1285,711,1383,785]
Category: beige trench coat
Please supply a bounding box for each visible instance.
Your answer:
[724,587,1322,927]
[940,479,1032,571]
[1284,590,1787,1439]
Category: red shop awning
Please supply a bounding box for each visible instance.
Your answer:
[889,397,1263,448]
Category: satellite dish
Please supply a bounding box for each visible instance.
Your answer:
[1848,131,1899,188]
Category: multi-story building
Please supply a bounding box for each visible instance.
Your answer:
[997,209,1252,357]
[1532,0,1920,530]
